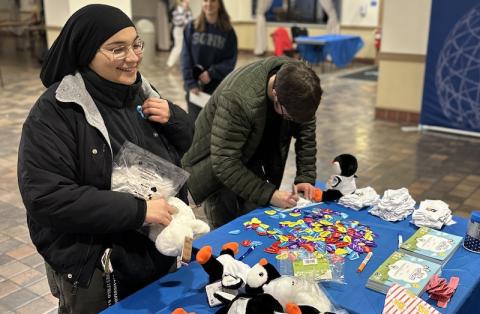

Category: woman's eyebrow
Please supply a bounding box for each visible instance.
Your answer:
[105,36,140,46]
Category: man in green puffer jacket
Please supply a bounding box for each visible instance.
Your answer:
[182,56,322,228]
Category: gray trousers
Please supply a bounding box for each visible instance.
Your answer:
[45,263,108,314]
[203,187,258,229]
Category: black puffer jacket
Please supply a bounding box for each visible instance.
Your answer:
[17,71,193,292]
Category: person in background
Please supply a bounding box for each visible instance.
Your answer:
[181,0,237,121]
[166,0,192,68]
[17,5,193,313]
[182,57,323,229]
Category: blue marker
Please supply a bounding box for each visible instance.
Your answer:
[238,245,256,261]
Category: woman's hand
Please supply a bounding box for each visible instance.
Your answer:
[198,70,211,84]
[270,190,299,208]
[295,183,316,200]
[190,87,200,96]
[142,98,171,124]
[145,198,178,226]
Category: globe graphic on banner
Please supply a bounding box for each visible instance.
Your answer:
[435,5,480,130]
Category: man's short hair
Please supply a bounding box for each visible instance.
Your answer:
[275,61,322,123]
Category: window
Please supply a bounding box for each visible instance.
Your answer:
[253,0,341,24]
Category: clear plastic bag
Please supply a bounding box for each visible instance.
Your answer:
[276,249,345,284]
[111,141,189,200]
[263,275,348,314]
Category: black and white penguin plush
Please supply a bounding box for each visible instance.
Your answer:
[263,276,337,314]
[312,154,358,203]
[196,242,251,290]
[244,258,281,295]
[244,259,338,314]
[325,154,358,198]
[213,291,284,314]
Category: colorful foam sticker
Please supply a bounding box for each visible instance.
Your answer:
[271,213,287,219]
[243,207,377,260]
[250,240,263,247]
[241,240,252,247]
[425,274,460,308]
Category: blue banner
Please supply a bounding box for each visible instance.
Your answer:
[420,0,480,133]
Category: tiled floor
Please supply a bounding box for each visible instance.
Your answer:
[0,40,479,313]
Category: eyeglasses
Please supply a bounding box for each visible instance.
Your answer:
[99,39,145,60]
[272,88,294,121]
[278,102,294,121]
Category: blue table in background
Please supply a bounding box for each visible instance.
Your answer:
[296,34,364,67]
[103,203,479,314]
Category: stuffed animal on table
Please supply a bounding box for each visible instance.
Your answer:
[172,293,312,314]
[263,276,337,314]
[244,258,281,295]
[245,259,338,314]
[147,197,210,257]
[312,154,358,203]
[213,291,285,314]
[196,242,251,290]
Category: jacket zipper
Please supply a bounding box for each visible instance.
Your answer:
[71,235,94,295]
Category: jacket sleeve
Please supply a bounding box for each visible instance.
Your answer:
[210,93,276,205]
[17,101,146,234]
[293,117,317,185]
[208,29,238,81]
[158,101,194,156]
[180,22,198,90]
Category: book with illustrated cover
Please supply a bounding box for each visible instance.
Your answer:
[366,251,442,296]
[399,227,462,265]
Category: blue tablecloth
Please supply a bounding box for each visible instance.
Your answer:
[296,34,364,67]
[103,202,479,314]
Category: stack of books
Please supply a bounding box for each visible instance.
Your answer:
[366,227,462,295]
[399,227,463,265]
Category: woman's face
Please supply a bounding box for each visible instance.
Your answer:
[202,0,219,17]
[89,27,142,85]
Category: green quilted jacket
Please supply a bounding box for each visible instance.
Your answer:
[181,57,317,205]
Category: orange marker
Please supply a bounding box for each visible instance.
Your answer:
[357,252,373,273]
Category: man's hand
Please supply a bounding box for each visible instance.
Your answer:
[198,71,211,84]
[142,98,171,124]
[270,190,299,208]
[145,198,178,226]
[295,183,316,200]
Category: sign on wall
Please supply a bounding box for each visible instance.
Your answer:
[420,0,480,133]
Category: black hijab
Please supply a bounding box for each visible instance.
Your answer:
[40,4,135,88]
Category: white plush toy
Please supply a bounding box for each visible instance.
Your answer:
[263,275,340,314]
[147,197,210,257]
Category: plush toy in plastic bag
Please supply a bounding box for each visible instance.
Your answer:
[111,141,189,199]
[111,141,209,257]
[246,259,346,314]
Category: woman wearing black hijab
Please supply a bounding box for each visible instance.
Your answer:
[17,4,193,313]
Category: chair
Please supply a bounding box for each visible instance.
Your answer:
[291,26,308,43]
[270,27,298,58]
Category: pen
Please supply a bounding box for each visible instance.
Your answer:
[238,245,256,261]
[292,183,298,197]
[356,252,373,273]
[398,233,403,249]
